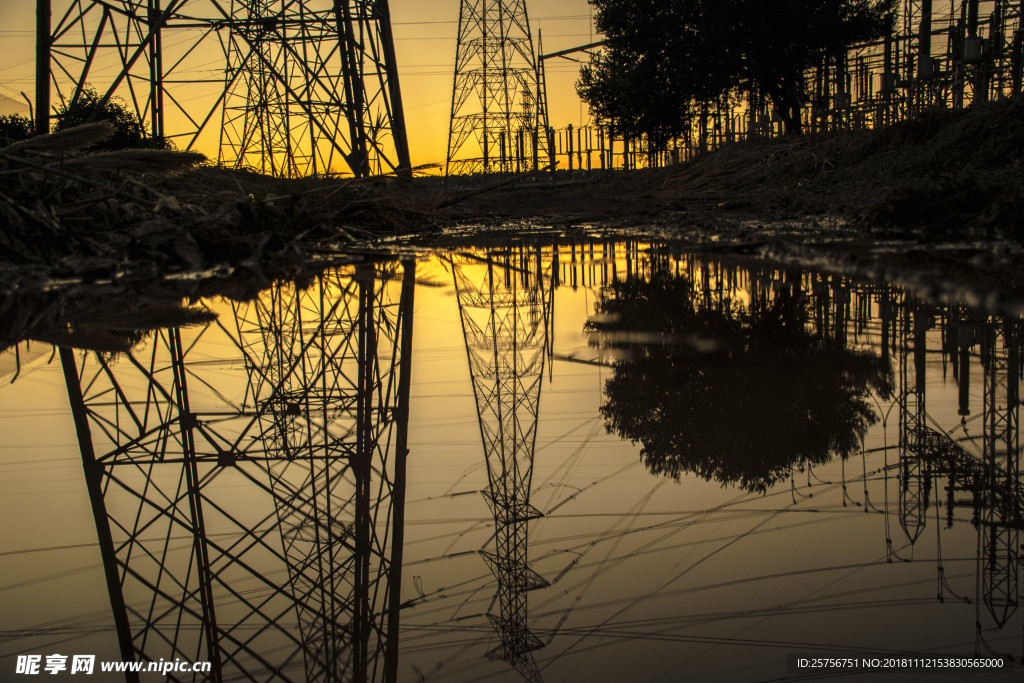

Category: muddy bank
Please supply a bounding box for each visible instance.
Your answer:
[441,96,1024,240]
[423,97,1024,307]
[5,98,1022,281]
[0,123,431,353]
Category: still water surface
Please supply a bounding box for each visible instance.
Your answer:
[0,238,1021,682]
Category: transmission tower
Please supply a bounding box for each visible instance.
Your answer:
[39,1,410,177]
[60,262,416,681]
[451,246,554,681]
[446,0,550,175]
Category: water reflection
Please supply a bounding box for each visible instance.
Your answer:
[890,306,1021,630]
[0,289,216,356]
[1,239,1023,681]
[574,245,1020,645]
[588,267,893,492]
[449,248,555,682]
[60,262,415,681]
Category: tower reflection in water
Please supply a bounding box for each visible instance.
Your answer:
[449,247,555,682]
[34,240,1023,680]
[60,261,416,682]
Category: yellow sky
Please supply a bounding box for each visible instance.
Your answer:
[0,0,598,169]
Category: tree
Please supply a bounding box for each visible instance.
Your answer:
[0,114,33,145]
[52,86,162,149]
[578,0,892,137]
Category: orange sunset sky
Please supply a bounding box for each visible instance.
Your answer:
[0,0,600,168]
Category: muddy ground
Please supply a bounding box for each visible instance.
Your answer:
[443,96,1024,238]
[431,96,1024,312]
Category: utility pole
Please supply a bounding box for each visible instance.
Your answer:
[978,319,1021,630]
[34,0,50,135]
[918,0,933,77]
[897,301,932,546]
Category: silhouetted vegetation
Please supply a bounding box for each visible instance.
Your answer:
[578,0,892,145]
[0,114,33,144]
[0,122,205,268]
[590,269,892,492]
[53,86,162,150]
[0,120,432,294]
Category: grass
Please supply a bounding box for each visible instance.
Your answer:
[0,122,434,279]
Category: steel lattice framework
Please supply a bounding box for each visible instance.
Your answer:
[886,305,1021,631]
[451,247,554,682]
[896,301,933,546]
[445,0,550,176]
[60,262,416,682]
[40,1,410,177]
[979,320,1021,629]
[821,0,1023,126]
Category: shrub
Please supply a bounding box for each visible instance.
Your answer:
[53,86,164,149]
[0,113,34,145]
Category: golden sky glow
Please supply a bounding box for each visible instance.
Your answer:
[0,0,598,169]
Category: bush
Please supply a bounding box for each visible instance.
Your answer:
[0,114,34,145]
[53,86,164,150]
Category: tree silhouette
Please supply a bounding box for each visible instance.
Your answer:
[591,271,892,492]
[578,0,892,138]
[0,114,33,145]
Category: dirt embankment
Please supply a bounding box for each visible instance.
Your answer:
[0,122,435,279]
[4,99,1024,358]
[443,96,1024,240]
[0,122,436,351]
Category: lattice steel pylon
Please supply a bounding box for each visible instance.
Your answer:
[60,262,416,682]
[445,0,550,176]
[40,1,410,177]
[451,246,554,682]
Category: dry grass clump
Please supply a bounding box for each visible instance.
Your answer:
[0,122,208,266]
[0,126,441,356]
[0,123,431,281]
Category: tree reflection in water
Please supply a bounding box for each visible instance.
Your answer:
[590,269,894,492]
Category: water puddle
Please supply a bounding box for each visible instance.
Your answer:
[0,238,1021,681]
